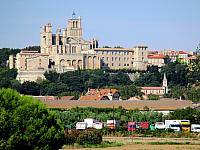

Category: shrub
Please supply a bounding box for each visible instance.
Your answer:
[76,128,102,145]
[65,129,80,145]
[148,94,159,100]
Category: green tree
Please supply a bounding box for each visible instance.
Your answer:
[0,88,65,150]
[166,107,200,124]
[119,84,142,100]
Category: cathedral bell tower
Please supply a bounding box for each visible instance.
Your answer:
[67,12,82,38]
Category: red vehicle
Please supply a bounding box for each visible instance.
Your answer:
[139,122,149,129]
[128,122,137,131]
[128,122,149,131]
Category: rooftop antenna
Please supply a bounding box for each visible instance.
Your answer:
[72,10,76,19]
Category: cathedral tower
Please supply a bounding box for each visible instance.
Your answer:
[40,23,52,54]
[67,12,82,38]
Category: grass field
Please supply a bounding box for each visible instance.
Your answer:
[61,137,200,150]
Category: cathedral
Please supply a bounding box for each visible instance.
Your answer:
[9,14,148,82]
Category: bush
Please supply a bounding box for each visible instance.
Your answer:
[65,129,80,145]
[148,94,159,100]
[76,128,102,145]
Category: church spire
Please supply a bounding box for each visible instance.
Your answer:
[72,10,76,19]
[163,73,168,94]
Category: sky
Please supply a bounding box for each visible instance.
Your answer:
[0,0,200,51]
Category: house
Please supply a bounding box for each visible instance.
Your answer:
[85,88,120,100]
[148,54,165,67]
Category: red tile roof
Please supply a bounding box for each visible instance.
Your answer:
[79,95,109,101]
[148,54,165,59]
[179,51,188,55]
[87,89,118,96]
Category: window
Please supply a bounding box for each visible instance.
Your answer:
[112,57,114,61]
[119,57,121,61]
[119,63,121,66]
[115,57,117,60]
[112,63,114,66]
[107,57,109,61]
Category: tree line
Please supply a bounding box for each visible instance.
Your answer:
[1,48,200,101]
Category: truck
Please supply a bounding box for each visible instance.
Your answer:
[84,118,96,128]
[76,122,87,130]
[128,122,149,131]
[155,122,165,130]
[106,120,119,129]
[191,124,200,132]
[165,120,190,132]
[128,122,137,131]
[93,122,103,129]
[165,120,181,131]
[180,120,190,132]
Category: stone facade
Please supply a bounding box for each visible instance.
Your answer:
[9,15,148,82]
[93,46,148,70]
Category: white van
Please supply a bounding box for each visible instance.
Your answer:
[76,122,87,130]
[165,120,181,131]
[191,124,200,132]
[155,122,165,130]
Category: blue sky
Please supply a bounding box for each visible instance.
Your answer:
[0,0,200,51]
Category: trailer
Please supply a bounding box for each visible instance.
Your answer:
[128,122,137,131]
[165,120,181,131]
[76,122,87,130]
[155,122,165,130]
[93,122,103,129]
[180,120,190,132]
[139,122,149,129]
[191,124,200,132]
[128,122,149,131]
[84,118,96,128]
[107,120,119,129]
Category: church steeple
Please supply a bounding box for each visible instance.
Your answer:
[162,73,168,94]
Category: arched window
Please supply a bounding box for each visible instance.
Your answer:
[71,46,76,53]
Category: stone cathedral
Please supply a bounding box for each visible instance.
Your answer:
[9,14,148,82]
